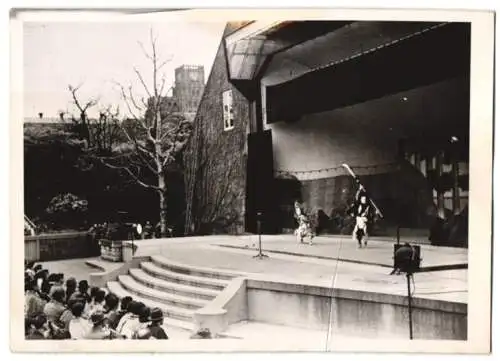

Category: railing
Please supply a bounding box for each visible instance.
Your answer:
[24,215,37,236]
[24,231,100,262]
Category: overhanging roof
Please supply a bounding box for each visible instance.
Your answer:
[224,21,352,82]
[265,22,470,123]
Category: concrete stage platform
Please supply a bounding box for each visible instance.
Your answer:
[127,234,467,304]
[215,234,468,270]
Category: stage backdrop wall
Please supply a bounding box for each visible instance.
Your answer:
[262,77,469,231]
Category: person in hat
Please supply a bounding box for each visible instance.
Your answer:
[148,308,168,339]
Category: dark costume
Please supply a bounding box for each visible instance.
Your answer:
[348,188,373,247]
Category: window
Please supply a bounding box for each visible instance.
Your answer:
[222,90,234,131]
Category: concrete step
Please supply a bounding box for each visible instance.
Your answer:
[141,261,229,291]
[129,268,219,301]
[107,281,195,329]
[151,255,240,281]
[118,275,208,311]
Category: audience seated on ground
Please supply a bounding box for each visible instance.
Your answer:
[23,261,205,340]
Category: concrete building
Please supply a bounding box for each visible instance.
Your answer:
[184,21,470,246]
[173,65,205,117]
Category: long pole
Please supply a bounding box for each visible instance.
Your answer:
[131,230,135,256]
[258,216,262,253]
[253,212,268,259]
[407,273,413,339]
[341,163,383,218]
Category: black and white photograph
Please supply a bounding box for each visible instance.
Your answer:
[10,8,493,353]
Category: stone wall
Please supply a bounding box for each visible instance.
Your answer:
[246,278,467,340]
[184,24,249,235]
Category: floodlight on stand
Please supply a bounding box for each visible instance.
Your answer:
[391,242,422,340]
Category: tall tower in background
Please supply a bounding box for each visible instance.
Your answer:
[173,65,205,116]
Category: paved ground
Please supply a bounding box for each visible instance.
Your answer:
[215,234,467,268]
[38,257,100,282]
[37,234,468,304]
[157,240,467,304]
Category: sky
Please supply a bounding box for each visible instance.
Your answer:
[23,18,226,119]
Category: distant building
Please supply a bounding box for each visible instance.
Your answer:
[23,113,63,124]
[173,65,205,116]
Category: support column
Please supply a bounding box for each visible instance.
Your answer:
[436,151,445,218]
[452,152,461,214]
[248,83,264,133]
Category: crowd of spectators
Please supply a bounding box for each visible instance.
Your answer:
[24,261,212,340]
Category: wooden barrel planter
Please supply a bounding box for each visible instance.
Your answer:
[99,239,124,262]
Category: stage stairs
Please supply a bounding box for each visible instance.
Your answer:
[107,255,239,333]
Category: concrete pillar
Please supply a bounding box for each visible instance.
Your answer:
[436,151,445,217]
[193,307,228,337]
[452,155,461,214]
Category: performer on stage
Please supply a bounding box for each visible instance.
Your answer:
[348,184,373,248]
[293,200,314,245]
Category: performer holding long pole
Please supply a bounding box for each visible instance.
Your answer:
[342,163,383,248]
[342,163,383,218]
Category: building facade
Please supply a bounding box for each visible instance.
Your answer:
[184,21,470,246]
[173,65,205,116]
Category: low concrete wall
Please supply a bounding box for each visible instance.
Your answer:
[245,277,467,340]
[194,277,249,336]
[87,256,150,288]
[24,231,97,261]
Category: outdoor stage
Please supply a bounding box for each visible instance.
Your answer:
[42,233,468,342]
[124,234,468,304]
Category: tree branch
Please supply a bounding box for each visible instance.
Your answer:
[138,41,153,62]
[134,67,152,98]
[119,127,158,174]
[96,157,160,191]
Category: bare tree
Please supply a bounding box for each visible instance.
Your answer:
[65,85,124,155]
[92,29,192,237]
[67,84,99,147]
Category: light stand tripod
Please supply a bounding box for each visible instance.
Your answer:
[392,243,421,340]
[253,212,269,259]
[406,272,414,340]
